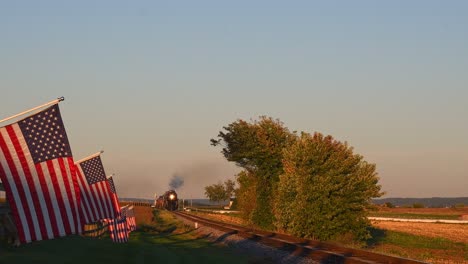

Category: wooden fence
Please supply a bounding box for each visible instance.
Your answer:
[120,201,152,207]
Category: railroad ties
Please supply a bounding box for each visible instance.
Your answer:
[174,211,427,264]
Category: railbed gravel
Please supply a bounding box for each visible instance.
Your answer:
[174,214,317,264]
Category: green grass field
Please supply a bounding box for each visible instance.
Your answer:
[366,229,468,262]
[368,212,460,220]
[0,210,257,264]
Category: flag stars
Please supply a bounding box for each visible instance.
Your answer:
[19,104,71,163]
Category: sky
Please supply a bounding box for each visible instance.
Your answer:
[1,1,467,199]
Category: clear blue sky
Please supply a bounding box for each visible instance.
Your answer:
[1,1,467,199]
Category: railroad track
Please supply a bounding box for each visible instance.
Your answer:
[173,211,427,264]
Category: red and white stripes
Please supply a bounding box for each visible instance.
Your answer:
[0,124,81,243]
[105,216,128,243]
[76,166,117,224]
[121,205,137,232]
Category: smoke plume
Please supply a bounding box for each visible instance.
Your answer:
[169,174,184,190]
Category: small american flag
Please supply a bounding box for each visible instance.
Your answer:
[107,176,121,215]
[0,104,82,243]
[121,205,136,232]
[76,155,118,224]
[105,216,128,243]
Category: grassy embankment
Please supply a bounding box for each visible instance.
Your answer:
[0,209,256,264]
[189,208,468,263]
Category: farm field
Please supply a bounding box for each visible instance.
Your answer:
[371,220,468,244]
[369,206,468,220]
[0,208,255,264]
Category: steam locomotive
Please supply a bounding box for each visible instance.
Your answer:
[155,190,179,211]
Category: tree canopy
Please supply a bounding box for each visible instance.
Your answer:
[275,132,383,240]
[211,116,383,241]
[211,116,294,228]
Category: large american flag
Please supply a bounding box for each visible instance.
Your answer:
[0,104,82,244]
[76,155,118,224]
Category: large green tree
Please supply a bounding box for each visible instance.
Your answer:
[211,116,295,228]
[275,132,383,241]
[212,117,383,241]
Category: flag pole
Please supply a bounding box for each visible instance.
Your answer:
[75,150,104,164]
[0,97,65,125]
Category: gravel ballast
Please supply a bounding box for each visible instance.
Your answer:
[174,214,317,264]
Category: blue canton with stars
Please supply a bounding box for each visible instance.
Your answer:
[107,177,116,193]
[80,156,106,185]
[18,104,72,164]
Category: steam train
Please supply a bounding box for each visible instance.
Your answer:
[155,190,179,211]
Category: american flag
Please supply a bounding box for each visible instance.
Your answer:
[105,216,128,243]
[107,176,121,215]
[76,155,118,224]
[0,104,82,244]
[121,205,136,232]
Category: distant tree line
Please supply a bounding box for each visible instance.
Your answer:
[209,116,383,241]
[374,197,468,208]
[204,179,235,203]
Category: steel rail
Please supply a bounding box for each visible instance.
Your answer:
[174,211,428,264]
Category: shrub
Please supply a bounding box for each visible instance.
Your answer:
[275,132,383,241]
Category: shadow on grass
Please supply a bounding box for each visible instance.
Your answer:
[0,210,253,264]
[138,223,177,235]
[213,231,237,243]
[366,227,387,247]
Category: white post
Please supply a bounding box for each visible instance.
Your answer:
[0,97,65,125]
[74,150,104,164]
